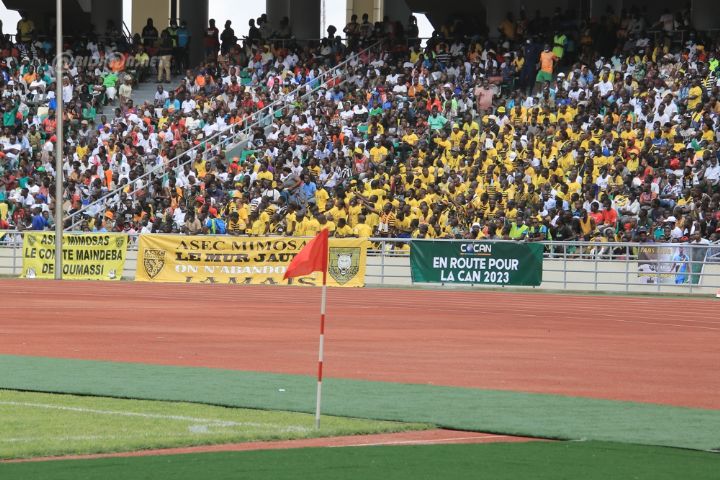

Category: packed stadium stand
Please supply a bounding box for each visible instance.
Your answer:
[1,5,719,250]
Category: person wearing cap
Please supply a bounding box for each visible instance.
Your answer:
[29,204,48,230]
[466,222,484,240]
[448,123,463,149]
[495,106,509,127]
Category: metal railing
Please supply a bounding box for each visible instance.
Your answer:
[363,238,720,295]
[63,40,383,231]
[1,232,719,295]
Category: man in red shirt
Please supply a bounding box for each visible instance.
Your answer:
[0,171,16,192]
[601,199,618,229]
[589,203,604,225]
[42,111,57,136]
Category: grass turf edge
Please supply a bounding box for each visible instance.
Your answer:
[1,355,719,451]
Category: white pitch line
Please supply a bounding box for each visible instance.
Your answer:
[0,401,310,432]
[0,435,131,443]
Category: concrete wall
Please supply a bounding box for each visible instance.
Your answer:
[2,0,90,36]
[90,0,123,36]
[179,0,208,66]
[347,0,384,23]
[405,0,485,30]
[403,0,713,37]
[132,0,170,36]
[266,0,321,39]
[383,0,412,25]
[290,0,321,39]
[691,0,720,32]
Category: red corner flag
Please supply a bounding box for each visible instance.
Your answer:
[284,228,329,283]
[284,228,331,430]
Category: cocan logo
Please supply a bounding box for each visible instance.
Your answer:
[459,243,492,254]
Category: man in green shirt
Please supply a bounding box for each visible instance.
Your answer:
[428,108,447,131]
[552,31,567,63]
[2,100,19,128]
[102,72,119,103]
[509,217,529,240]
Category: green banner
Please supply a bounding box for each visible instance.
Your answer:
[410,241,544,286]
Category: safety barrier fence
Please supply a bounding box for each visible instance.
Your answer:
[1,231,719,295]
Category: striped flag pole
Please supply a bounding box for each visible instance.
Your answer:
[282,229,329,430]
[315,270,328,430]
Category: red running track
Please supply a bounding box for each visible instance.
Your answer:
[1,280,718,409]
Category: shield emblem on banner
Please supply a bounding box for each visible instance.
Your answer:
[143,249,166,279]
[115,236,125,248]
[328,247,360,285]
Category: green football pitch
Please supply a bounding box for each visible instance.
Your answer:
[0,390,428,459]
[2,441,719,480]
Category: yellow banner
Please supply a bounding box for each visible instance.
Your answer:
[135,235,367,287]
[22,233,128,280]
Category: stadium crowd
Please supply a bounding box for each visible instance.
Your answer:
[1,7,720,250]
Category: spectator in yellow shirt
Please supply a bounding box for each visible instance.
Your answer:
[334,218,353,237]
[687,79,703,110]
[352,215,373,237]
[249,211,267,236]
[402,128,419,146]
[304,214,321,236]
[369,141,389,165]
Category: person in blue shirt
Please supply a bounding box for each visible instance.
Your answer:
[301,173,317,205]
[163,91,181,112]
[329,86,343,102]
[176,21,190,72]
[367,91,382,110]
[672,248,689,284]
[205,209,227,234]
[30,208,48,230]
